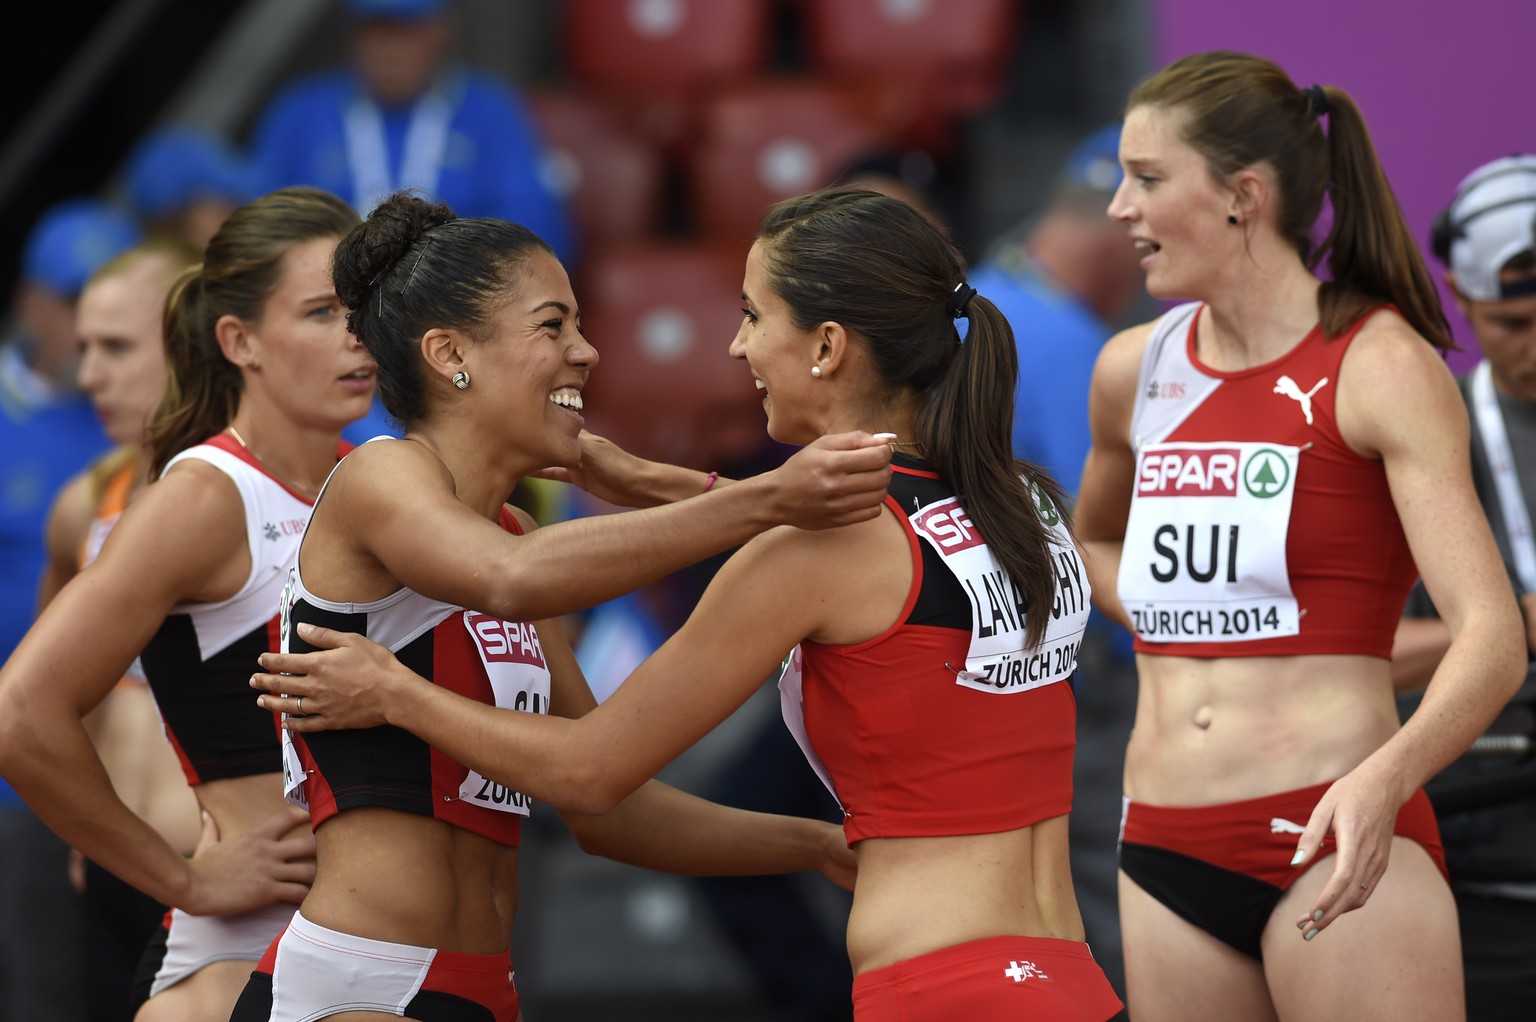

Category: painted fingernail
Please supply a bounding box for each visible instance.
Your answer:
[872,433,897,442]
[1290,850,1306,866]
[1312,909,1324,921]
[1304,928,1317,941]
[1296,918,1308,930]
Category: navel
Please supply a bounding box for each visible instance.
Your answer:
[1191,705,1213,730]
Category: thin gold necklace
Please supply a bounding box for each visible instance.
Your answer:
[225,425,322,499]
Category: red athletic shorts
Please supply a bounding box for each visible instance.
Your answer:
[1119,780,1448,958]
[852,935,1123,1021]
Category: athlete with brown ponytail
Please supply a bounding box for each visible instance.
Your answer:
[1075,51,1525,1021]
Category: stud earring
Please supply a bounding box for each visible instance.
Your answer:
[810,366,822,378]
[1227,214,1239,225]
[452,370,471,390]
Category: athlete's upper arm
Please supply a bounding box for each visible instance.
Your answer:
[1336,317,1505,627]
[2,463,248,716]
[560,526,842,793]
[37,470,95,612]
[1076,322,1151,543]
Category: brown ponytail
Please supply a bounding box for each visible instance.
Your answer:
[1313,88,1451,349]
[147,187,359,476]
[1129,51,1451,349]
[756,188,1070,648]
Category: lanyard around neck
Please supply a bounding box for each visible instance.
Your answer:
[1471,359,1536,592]
[343,91,453,214]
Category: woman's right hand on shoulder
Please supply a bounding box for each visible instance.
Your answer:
[182,805,314,915]
[764,431,893,530]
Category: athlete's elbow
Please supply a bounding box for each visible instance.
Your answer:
[551,760,632,816]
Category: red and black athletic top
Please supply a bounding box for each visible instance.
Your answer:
[784,456,1084,844]
[282,508,549,848]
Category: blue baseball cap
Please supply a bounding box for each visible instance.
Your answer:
[125,128,265,220]
[1060,124,1123,195]
[21,199,142,299]
[345,0,447,20]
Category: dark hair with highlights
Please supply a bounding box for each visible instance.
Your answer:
[755,187,1070,647]
[1129,50,1451,349]
[149,187,359,476]
[331,191,554,426]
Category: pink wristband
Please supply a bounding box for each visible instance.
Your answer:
[703,471,719,492]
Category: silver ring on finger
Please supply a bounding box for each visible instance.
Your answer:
[1359,882,1368,891]
[295,697,304,717]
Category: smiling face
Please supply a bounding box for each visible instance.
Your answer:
[459,250,595,468]
[76,256,179,446]
[1108,104,1243,302]
[728,241,829,445]
[242,236,376,432]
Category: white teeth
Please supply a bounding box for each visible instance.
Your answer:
[1135,240,1160,254]
[549,392,584,411]
[754,379,765,391]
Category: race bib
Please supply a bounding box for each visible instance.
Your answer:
[1119,441,1300,642]
[777,645,842,808]
[910,487,1089,694]
[455,612,551,816]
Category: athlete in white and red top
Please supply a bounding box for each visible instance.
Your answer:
[1075,51,1524,1022]
[0,188,374,1022]
[252,188,1123,1022]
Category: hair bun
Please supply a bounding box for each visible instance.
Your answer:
[332,192,456,311]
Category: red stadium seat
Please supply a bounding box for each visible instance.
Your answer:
[580,241,767,470]
[688,77,895,241]
[527,90,666,248]
[800,0,1021,148]
[563,0,773,147]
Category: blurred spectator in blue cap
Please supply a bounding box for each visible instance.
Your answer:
[966,124,1143,1016]
[250,0,572,263]
[0,197,137,1021]
[124,127,264,249]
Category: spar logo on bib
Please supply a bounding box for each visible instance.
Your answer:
[465,612,547,668]
[1137,446,1240,497]
[1243,448,1291,498]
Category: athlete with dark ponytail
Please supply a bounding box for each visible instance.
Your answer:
[251,187,1123,1021]
[1075,50,1525,1021]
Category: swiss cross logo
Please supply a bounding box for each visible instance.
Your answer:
[465,613,546,668]
[1004,960,1049,983]
[1137,447,1240,497]
[911,497,986,554]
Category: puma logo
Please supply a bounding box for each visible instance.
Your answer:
[1270,817,1306,835]
[1273,375,1328,425]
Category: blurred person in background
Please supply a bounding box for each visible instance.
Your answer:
[123,127,267,251]
[0,197,138,1022]
[37,238,204,1022]
[250,0,572,262]
[1393,154,1536,1022]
